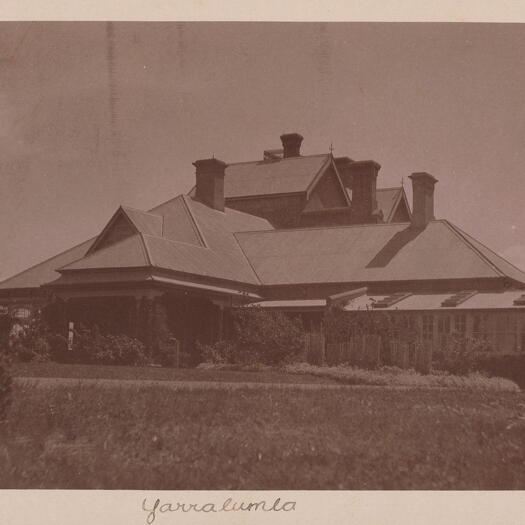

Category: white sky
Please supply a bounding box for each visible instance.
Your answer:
[1,22,524,280]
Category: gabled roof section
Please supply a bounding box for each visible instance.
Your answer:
[187,154,331,200]
[376,187,411,223]
[235,220,525,286]
[305,155,352,206]
[86,206,163,256]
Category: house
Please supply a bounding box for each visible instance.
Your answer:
[1,132,525,354]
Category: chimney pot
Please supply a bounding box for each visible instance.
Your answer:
[408,171,438,229]
[193,158,227,212]
[280,133,304,158]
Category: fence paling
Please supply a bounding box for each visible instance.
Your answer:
[305,332,325,365]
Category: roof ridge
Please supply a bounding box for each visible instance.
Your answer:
[444,220,525,280]
[226,153,329,167]
[138,233,154,267]
[440,220,505,278]
[121,205,162,219]
[234,221,411,236]
[181,195,209,247]
[148,193,188,214]
[230,234,263,285]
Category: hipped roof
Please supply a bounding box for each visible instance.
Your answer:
[234,220,525,286]
[2,198,525,293]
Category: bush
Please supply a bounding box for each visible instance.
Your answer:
[200,307,305,366]
[474,353,525,389]
[8,312,51,363]
[432,334,488,375]
[0,345,12,421]
[284,362,519,391]
[51,325,152,366]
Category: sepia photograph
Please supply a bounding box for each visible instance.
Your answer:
[1,19,525,494]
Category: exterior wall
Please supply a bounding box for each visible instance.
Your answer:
[299,209,353,227]
[226,194,305,228]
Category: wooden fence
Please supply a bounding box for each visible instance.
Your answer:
[304,333,433,372]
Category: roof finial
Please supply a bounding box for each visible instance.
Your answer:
[329,142,334,155]
[401,176,404,188]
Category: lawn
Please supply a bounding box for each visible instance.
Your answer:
[2,380,525,489]
[10,361,337,385]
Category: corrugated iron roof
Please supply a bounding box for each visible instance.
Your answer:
[59,195,273,285]
[187,154,331,199]
[61,234,151,270]
[0,193,272,290]
[225,154,329,198]
[249,299,326,308]
[0,239,95,290]
[344,290,525,311]
[121,207,163,237]
[235,220,525,286]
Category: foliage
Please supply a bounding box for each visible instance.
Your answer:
[8,311,51,363]
[0,346,12,421]
[2,382,525,489]
[324,308,419,345]
[432,333,490,375]
[50,325,152,366]
[474,353,525,389]
[284,362,519,391]
[200,307,305,366]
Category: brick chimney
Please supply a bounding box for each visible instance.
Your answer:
[348,160,381,224]
[280,133,303,158]
[408,172,438,229]
[334,156,354,188]
[193,158,227,212]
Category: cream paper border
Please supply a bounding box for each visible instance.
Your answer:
[1,2,525,524]
[0,0,524,22]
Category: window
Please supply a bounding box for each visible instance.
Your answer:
[454,314,466,334]
[438,315,451,346]
[13,307,31,320]
[422,315,434,342]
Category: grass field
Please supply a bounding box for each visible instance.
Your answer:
[10,361,337,384]
[2,379,525,489]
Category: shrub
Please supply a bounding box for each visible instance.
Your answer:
[200,307,305,366]
[432,333,488,375]
[284,362,519,391]
[0,344,12,421]
[51,325,152,366]
[474,353,525,389]
[8,312,51,363]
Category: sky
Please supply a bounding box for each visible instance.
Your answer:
[1,22,525,281]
